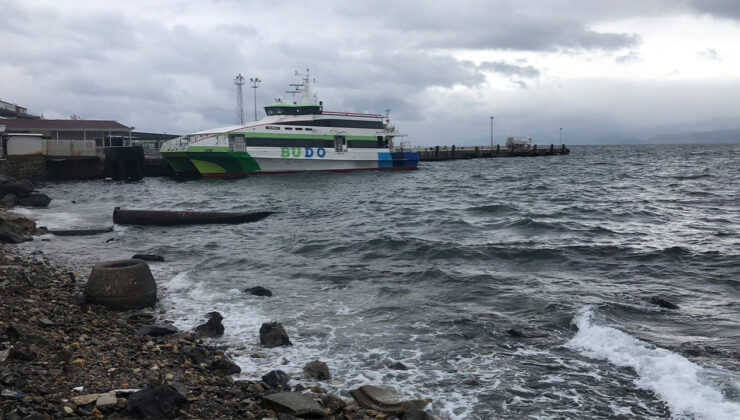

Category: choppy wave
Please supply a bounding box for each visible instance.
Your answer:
[567,307,740,420]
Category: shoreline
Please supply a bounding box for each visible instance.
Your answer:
[0,243,438,419]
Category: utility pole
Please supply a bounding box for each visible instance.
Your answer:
[250,77,261,121]
[490,116,494,148]
[234,74,245,125]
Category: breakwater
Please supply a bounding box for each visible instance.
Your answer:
[416,144,569,161]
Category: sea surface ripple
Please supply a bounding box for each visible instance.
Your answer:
[19,144,740,419]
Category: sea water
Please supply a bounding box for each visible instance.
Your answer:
[18,144,740,419]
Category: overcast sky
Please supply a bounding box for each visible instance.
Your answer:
[1,0,739,145]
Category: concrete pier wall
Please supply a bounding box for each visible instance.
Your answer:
[415,144,569,161]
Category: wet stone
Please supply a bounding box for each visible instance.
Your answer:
[261,392,326,418]
[350,385,428,413]
[259,322,292,348]
[195,312,225,338]
[244,286,273,297]
[303,360,331,380]
[262,370,290,390]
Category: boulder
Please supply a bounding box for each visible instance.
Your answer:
[260,392,326,418]
[16,193,51,208]
[194,311,224,338]
[0,179,34,198]
[136,323,178,337]
[259,322,292,348]
[125,386,186,419]
[350,385,428,413]
[0,209,37,236]
[303,360,331,381]
[0,228,24,244]
[209,358,241,376]
[131,254,165,262]
[84,260,157,311]
[245,286,273,297]
[262,370,290,389]
[648,297,679,310]
[0,193,16,208]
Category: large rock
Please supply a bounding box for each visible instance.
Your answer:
[262,370,290,389]
[0,179,34,198]
[125,386,186,419]
[350,385,428,413]
[259,322,292,348]
[195,311,224,338]
[303,360,331,381]
[0,209,38,241]
[84,260,157,310]
[16,193,51,208]
[260,392,326,418]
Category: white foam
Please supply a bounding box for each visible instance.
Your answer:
[566,307,740,420]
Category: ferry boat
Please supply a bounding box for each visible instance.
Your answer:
[160,70,418,177]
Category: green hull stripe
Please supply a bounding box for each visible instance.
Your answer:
[161,151,198,173]
[186,151,261,174]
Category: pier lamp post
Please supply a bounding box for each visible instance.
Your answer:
[250,77,261,121]
[490,116,494,149]
[559,127,562,145]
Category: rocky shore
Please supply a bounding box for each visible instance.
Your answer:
[0,242,439,419]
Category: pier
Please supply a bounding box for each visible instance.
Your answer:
[415,144,569,161]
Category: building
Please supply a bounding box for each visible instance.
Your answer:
[0,99,38,119]
[0,118,132,148]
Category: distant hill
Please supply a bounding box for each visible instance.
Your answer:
[617,129,740,145]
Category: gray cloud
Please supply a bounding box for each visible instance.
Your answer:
[686,0,740,19]
[616,51,641,63]
[479,61,540,78]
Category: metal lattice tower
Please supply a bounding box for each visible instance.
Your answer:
[234,73,245,125]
